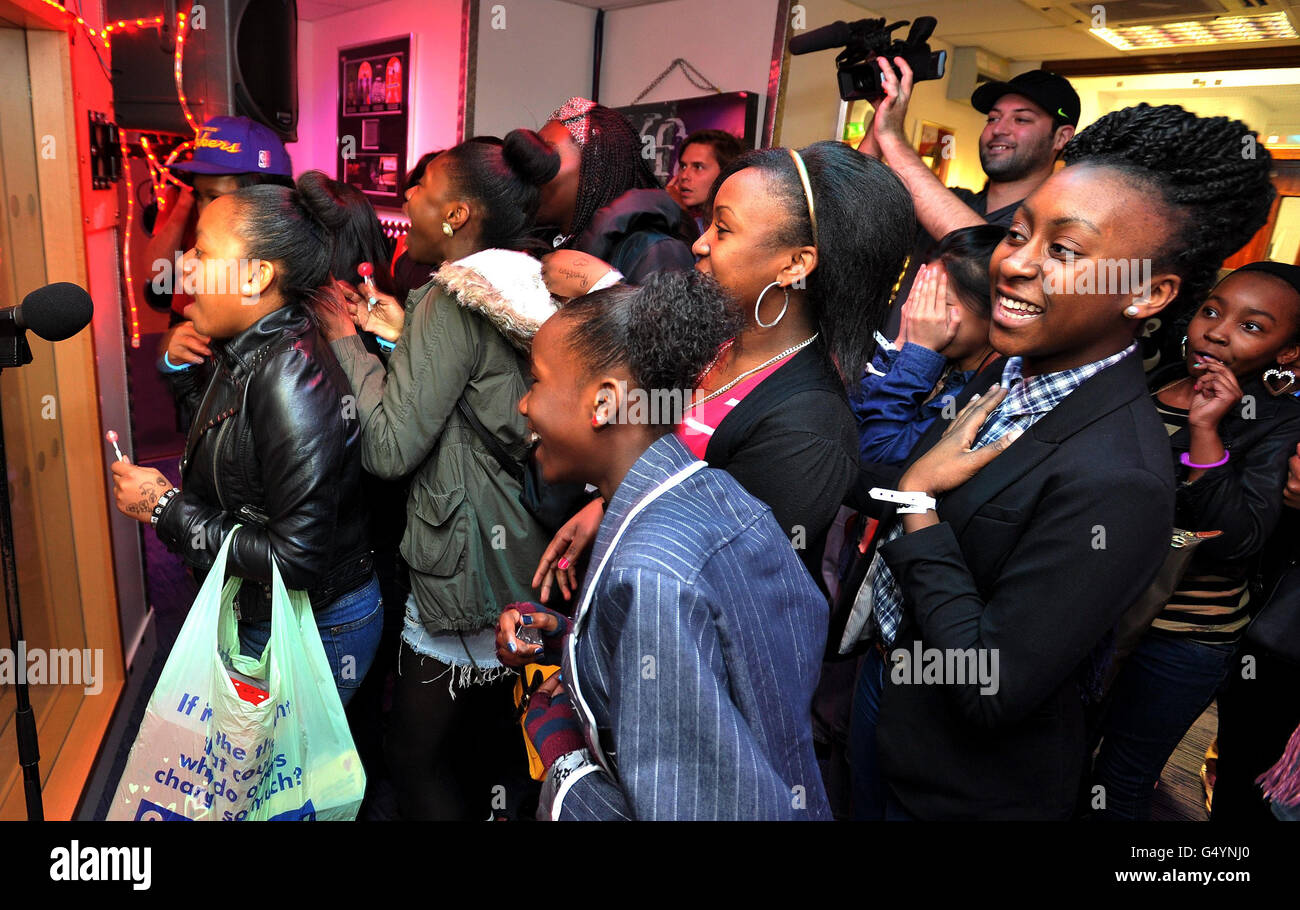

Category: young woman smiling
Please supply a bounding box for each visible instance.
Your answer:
[533,142,915,600]
[848,103,1276,820]
[502,271,832,820]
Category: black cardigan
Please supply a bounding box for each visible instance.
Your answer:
[865,350,1176,819]
[704,342,860,581]
[1148,363,1300,574]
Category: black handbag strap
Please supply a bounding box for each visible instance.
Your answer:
[456,397,524,485]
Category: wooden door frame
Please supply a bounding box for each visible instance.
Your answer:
[1226,148,1300,268]
[0,3,126,820]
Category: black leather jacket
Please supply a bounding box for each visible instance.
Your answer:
[155,304,372,621]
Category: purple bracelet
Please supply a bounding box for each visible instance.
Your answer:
[1180,450,1230,470]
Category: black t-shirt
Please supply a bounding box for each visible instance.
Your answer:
[882,186,1020,338]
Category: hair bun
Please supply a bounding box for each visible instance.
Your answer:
[293,170,347,232]
[503,128,560,186]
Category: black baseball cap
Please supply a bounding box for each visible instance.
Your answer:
[971,70,1080,128]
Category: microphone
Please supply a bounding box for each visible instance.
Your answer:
[2,282,94,342]
[789,20,851,55]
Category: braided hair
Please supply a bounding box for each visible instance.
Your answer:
[564,105,660,246]
[1062,103,1275,322]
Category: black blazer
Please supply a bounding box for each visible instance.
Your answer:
[867,349,1176,819]
[706,342,860,581]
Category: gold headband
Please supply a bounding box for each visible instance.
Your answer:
[788,147,819,249]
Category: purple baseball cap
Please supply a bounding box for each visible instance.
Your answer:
[169,116,292,177]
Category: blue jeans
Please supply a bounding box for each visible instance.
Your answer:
[238,573,384,707]
[1092,631,1237,820]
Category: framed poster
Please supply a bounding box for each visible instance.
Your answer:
[339,36,410,205]
[915,120,955,184]
[616,91,760,183]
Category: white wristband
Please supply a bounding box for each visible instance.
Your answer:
[590,268,624,292]
[869,487,936,514]
[539,748,600,820]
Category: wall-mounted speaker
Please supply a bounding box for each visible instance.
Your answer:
[108,0,298,141]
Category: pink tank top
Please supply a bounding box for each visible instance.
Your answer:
[677,342,797,459]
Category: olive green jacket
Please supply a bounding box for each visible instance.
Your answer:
[331,249,555,633]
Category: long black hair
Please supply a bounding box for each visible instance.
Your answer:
[295,170,397,298]
[439,129,558,252]
[713,141,915,386]
[561,270,741,432]
[1063,103,1275,322]
[929,224,1007,318]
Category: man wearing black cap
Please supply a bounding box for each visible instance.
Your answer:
[860,61,1079,337]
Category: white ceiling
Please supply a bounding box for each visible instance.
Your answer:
[557,0,676,7]
[298,0,1300,60]
[848,0,1300,61]
[298,0,673,16]
[297,0,403,21]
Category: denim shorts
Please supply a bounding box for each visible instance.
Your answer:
[238,572,384,707]
[399,594,501,670]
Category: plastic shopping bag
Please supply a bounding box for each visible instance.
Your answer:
[108,526,366,820]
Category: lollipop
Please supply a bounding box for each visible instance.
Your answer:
[105,429,125,462]
[357,261,379,311]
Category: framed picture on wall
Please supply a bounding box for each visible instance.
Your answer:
[616,92,760,184]
[915,120,955,184]
[339,36,411,205]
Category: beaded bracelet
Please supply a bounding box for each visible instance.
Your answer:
[1180,450,1230,470]
[150,487,180,526]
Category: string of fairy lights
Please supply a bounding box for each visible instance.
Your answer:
[41,0,203,348]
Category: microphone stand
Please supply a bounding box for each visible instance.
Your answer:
[0,316,44,820]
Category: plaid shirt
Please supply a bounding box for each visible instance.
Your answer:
[870,343,1139,647]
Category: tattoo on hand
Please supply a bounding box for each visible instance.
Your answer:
[558,267,590,289]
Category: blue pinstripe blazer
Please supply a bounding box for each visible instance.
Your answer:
[557,434,832,820]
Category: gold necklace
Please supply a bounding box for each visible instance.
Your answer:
[691,334,819,409]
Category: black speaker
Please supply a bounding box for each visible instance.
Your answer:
[109,0,298,142]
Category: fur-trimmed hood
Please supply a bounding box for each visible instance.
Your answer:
[432,249,556,352]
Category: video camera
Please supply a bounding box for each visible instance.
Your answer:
[789,17,947,104]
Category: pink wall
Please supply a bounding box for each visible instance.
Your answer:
[287,0,466,212]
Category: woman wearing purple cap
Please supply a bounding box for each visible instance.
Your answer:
[147,116,294,434]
